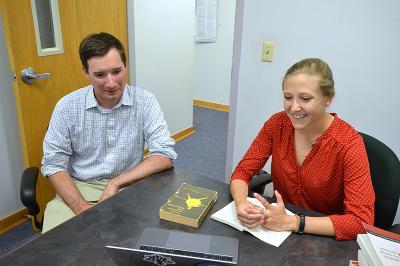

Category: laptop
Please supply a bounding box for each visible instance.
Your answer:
[106,227,239,265]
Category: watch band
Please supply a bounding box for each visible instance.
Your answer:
[298,214,305,234]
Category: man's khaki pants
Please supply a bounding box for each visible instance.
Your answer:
[42,180,108,233]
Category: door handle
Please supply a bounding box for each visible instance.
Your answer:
[21,67,51,84]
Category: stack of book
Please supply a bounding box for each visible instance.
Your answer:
[356,223,400,266]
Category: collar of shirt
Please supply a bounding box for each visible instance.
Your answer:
[85,85,134,112]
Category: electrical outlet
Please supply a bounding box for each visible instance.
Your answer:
[261,41,275,62]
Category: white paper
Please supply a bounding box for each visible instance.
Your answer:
[211,197,294,247]
[195,0,217,42]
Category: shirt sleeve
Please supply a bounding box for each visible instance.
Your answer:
[41,103,73,177]
[329,134,375,240]
[230,114,279,185]
[142,94,177,160]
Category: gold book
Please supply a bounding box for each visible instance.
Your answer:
[159,183,218,228]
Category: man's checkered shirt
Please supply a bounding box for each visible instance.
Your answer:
[41,85,177,181]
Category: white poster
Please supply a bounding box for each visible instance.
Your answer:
[195,0,217,42]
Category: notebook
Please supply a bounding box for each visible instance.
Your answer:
[106,227,239,265]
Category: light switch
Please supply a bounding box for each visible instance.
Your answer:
[261,41,275,62]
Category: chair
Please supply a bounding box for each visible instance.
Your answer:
[359,132,400,229]
[20,167,43,230]
[249,170,272,195]
[249,132,400,230]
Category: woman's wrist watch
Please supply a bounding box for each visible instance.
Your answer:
[298,214,305,234]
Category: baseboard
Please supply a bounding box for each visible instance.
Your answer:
[0,208,28,236]
[144,126,195,156]
[193,99,229,112]
[171,126,195,142]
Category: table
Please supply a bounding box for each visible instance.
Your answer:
[0,168,358,265]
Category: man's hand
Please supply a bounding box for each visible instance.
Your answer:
[235,200,265,228]
[48,171,94,215]
[75,202,92,215]
[253,191,297,231]
[99,179,120,202]
[98,156,172,203]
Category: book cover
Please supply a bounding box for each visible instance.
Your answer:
[211,197,294,247]
[159,183,218,228]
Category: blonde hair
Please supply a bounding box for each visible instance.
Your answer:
[282,58,335,98]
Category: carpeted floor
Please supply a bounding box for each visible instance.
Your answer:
[0,106,228,257]
[0,221,40,257]
[173,106,228,182]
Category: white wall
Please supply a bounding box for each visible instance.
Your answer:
[0,17,24,218]
[129,0,194,135]
[193,0,235,105]
[227,0,400,223]
[129,0,235,133]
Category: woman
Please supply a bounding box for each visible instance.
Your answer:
[230,58,375,240]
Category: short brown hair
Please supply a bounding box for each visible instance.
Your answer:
[79,32,126,72]
[282,58,335,98]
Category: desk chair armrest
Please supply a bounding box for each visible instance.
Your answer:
[20,167,40,216]
[249,170,272,196]
[390,224,400,235]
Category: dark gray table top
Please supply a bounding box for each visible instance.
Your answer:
[0,168,358,265]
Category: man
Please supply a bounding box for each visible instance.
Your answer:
[41,32,176,233]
